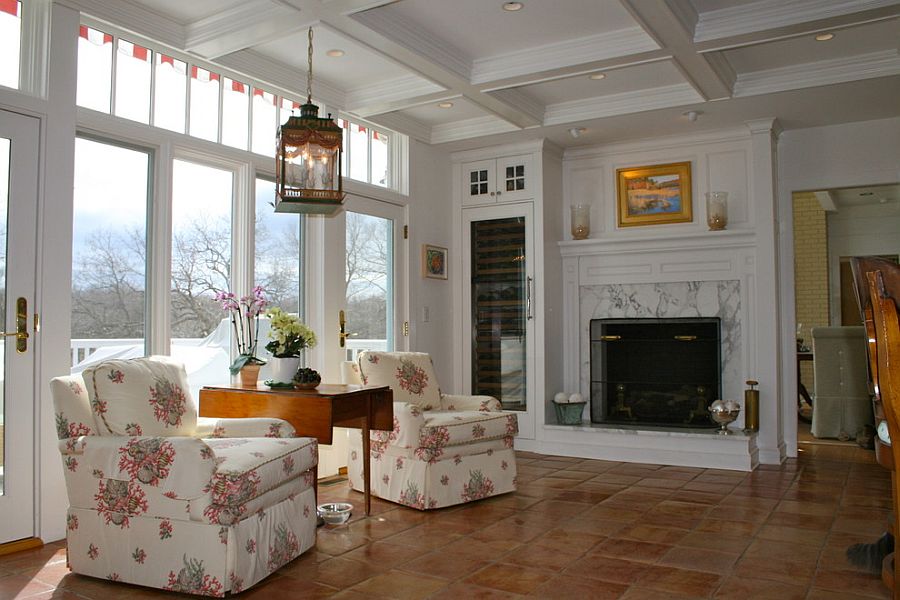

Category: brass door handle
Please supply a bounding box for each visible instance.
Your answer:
[338,310,357,348]
[0,297,29,353]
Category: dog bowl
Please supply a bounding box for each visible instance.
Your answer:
[317,502,352,525]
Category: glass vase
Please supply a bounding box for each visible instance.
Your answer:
[706,192,728,230]
[571,203,591,239]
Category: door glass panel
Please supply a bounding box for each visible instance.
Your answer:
[255,178,303,315]
[71,138,150,369]
[0,137,8,494]
[345,211,393,359]
[470,217,526,410]
[171,160,233,397]
[0,1,21,89]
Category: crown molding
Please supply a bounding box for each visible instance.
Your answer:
[734,50,900,97]
[451,138,552,162]
[563,125,750,160]
[695,0,900,42]
[366,112,432,144]
[431,115,519,145]
[471,28,659,86]
[62,0,185,49]
[184,1,302,59]
[544,83,702,126]
[344,75,445,113]
[350,6,472,81]
[216,49,347,110]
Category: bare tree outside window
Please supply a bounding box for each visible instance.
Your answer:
[345,211,391,340]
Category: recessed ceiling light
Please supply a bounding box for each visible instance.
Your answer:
[437,102,454,109]
[326,49,345,57]
[815,32,834,41]
[503,2,524,11]
[683,110,702,122]
[589,73,606,80]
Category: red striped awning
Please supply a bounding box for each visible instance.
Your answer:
[0,0,19,17]
[190,66,219,82]
[231,80,245,93]
[160,54,175,66]
[118,40,149,61]
[79,25,113,45]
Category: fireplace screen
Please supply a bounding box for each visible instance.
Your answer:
[590,318,721,427]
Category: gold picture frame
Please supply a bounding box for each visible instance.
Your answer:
[422,244,448,279]
[616,161,693,227]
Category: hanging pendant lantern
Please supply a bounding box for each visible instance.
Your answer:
[275,27,345,214]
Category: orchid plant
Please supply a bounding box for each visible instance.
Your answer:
[216,286,269,374]
[265,307,317,357]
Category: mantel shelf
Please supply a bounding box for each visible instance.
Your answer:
[559,229,757,257]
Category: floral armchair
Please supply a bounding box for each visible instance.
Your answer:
[51,356,318,597]
[346,351,517,510]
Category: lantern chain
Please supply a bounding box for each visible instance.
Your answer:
[306,27,314,105]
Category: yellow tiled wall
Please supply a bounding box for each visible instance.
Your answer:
[793,192,830,393]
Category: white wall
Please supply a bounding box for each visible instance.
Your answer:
[777,116,900,456]
[406,139,454,384]
[827,200,900,324]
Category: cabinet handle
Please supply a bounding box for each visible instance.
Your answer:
[526,276,533,320]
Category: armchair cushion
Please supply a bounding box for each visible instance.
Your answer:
[51,375,96,440]
[195,417,296,439]
[84,356,197,437]
[358,351,441,410]
[440,394,502,412]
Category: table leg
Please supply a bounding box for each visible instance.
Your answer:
[362,413,371,516]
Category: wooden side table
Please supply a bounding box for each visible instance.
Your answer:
[199,383,393,516]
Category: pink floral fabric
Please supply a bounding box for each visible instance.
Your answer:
[350,351,518,510]
[194,417,296,439]
[357,351,442,410]
[51,376,95,440]
[83,356,198,437]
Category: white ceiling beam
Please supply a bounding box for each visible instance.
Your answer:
[349,91,457,119]
[694,0,900,46]
[344,75,448,116]
[184,1,305,59]
[322,0,401,16]
[622,0,734,100]
[543,83,702,126]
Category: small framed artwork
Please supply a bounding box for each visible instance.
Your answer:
[422,244,448,279]
[616,161,693,227]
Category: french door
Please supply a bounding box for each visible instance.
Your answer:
[312,193,405,475]
[0,109,39,544]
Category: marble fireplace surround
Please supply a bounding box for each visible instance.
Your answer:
[554,230,760,471]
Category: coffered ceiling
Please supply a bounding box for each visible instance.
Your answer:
[67,0,900,149]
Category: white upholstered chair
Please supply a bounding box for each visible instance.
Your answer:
[345,351,517,510]
[51,356,318,596]
[810,326,874,440]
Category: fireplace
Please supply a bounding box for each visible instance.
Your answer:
[590,317,721,428]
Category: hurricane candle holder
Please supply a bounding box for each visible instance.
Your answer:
[571,203,591,239]
[706,191,728,230]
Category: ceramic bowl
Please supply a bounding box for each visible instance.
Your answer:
[317,502,352,525]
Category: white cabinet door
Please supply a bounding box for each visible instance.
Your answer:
[461,159,496,206]
[462,155,533,206]
[494,154,532,203]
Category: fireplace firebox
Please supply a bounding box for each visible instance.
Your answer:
[590,318,721,428]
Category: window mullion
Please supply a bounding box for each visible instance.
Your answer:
[148,142,173,355]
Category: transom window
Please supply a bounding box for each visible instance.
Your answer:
[0,1,22,89]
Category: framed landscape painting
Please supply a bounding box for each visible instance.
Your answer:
[616,161,693,227]
[423,244,448,279]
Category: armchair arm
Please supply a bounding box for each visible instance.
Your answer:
[371,402,425,449]
[440,393,502,412]
[60,435,216,500]
[195,416,296,439]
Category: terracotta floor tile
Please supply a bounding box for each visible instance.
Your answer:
[399,550,489,580]
[712,575,807,599]
[343,540,421,568]
[731,555,817,586]
[812,568,891,598]
[592,538,673,563]
[694,518,761,537]
[238,575,339,599]
[439,537,521,561]
[502,542,584,572]
[465,563,553,595]
[0,573,56,599]
[614,524,689,545]
[806,589,891,600]
[426,581,524,600]
[676,531,751,555]
[350,569,447,599]
[315,528,373,556]
[562,555,648,585]
[755,523,829,546]
[620,587,707,600]
[635,564,722,596]
[528,575,628,599]
[658,546,739,574]
[530,528,606,553]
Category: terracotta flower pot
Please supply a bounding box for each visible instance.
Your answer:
[240,363,262,387]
